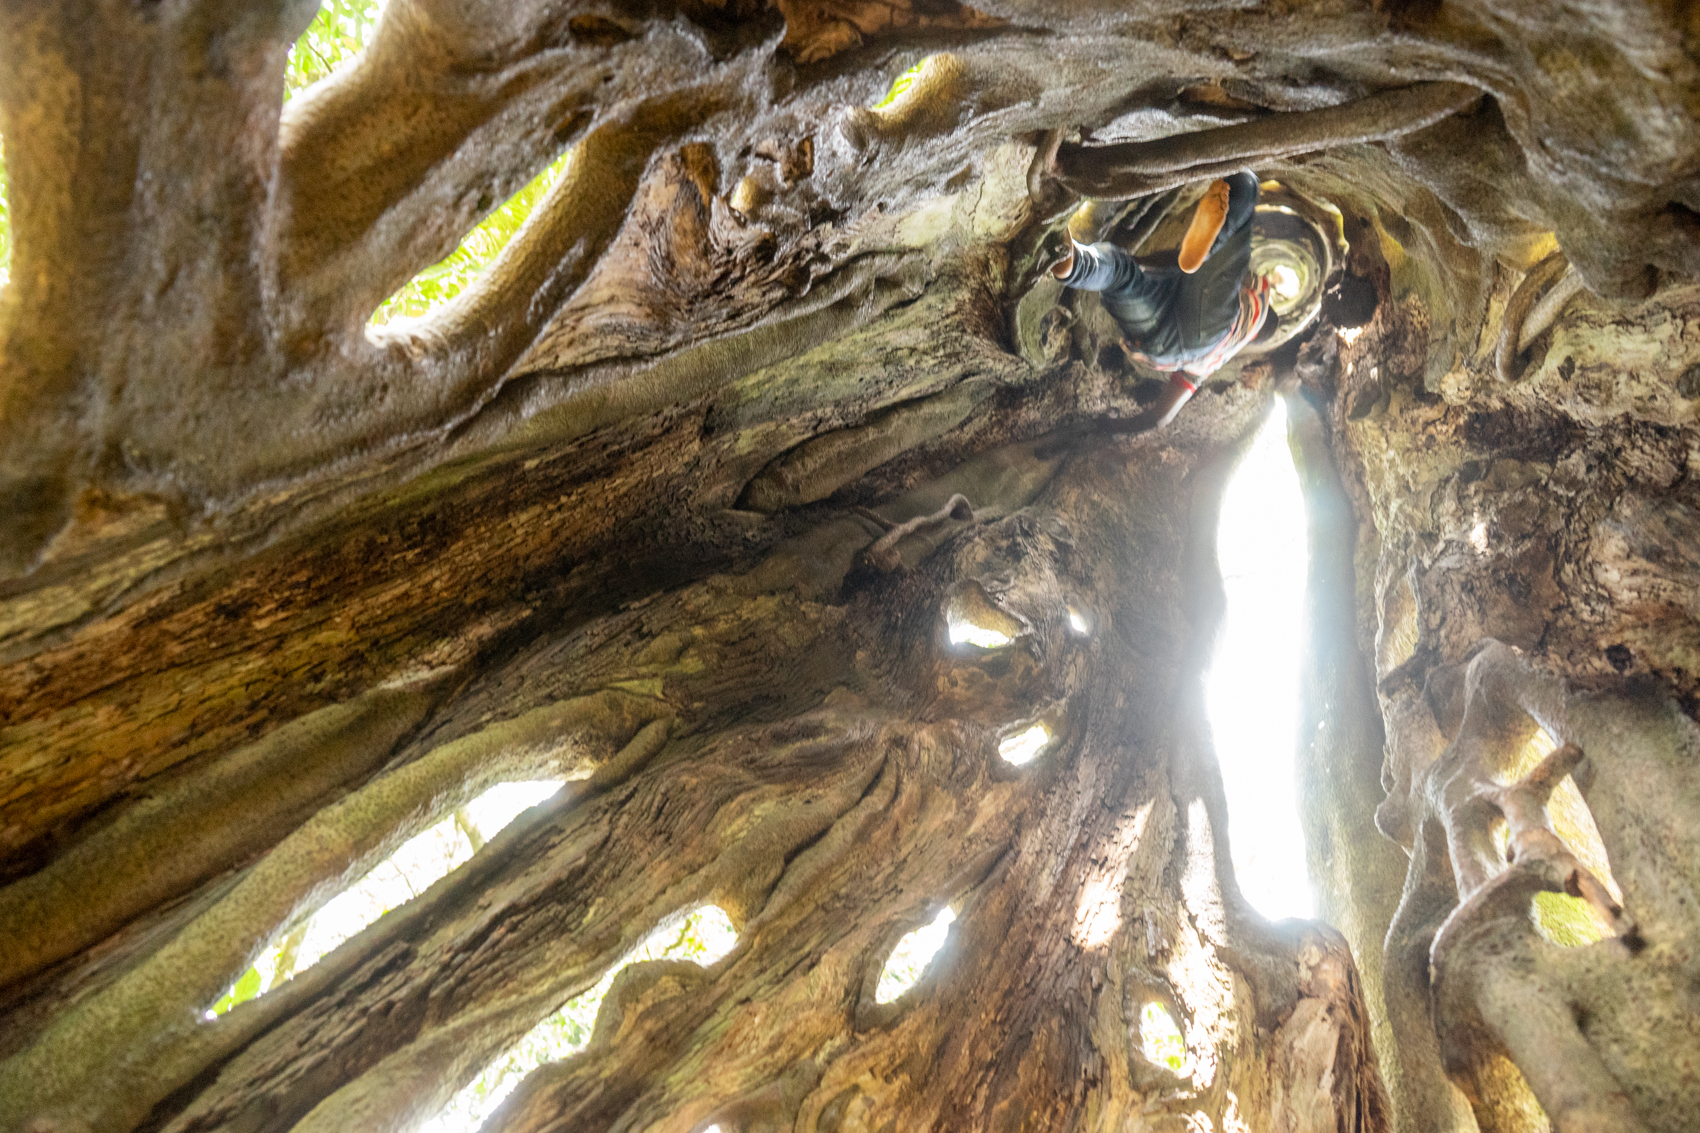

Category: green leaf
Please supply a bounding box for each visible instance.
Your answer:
[873,60,927,110]
[285,0,387,101]
[369,149,572,325]
[231,965,263,1005]
[209,963,265,1017]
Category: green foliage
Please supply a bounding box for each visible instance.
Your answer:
[1139,1002,1189,1073]
[286,0,387,99]
[1532,890,1611,947]
[369,151,571,325]
[208,965,263,1017]
[873,59,928,110]
[281,0,571,325]
[426,906,738,1132]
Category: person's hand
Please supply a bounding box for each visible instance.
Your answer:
[1050,244,1076,279]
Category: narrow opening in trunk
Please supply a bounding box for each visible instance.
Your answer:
[424,905,739,1132]
[1205,400,1314,920]
[207,778,564,1017]
[875,906,957,1004]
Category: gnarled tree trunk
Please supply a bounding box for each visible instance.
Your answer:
[2,0,1699,1131]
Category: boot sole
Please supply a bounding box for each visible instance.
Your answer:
[1178,181,1230,274]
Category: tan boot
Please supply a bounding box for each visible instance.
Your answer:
[1177,179,1230,274]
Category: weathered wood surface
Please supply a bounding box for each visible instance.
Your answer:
[3,0,1700,1131]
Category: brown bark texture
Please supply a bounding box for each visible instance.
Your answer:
[1,0,1698,1131]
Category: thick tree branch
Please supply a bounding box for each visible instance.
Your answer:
[1519,266,1586,352]
[1430,872,1651,1133]
[273,0,707,335]
[0,0,306,572]
[857,493,977,572]
[1053,83,1483,199]
[163,710,890,1133]
[1384,641,1700,1133]
[363,84,746,426]
[277,715,679,1133]
[0,689,669,1133]
[1495,252,1586,381]
[1493,250,1567,382]
[0,671,450,994]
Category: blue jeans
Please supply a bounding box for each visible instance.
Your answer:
[1059,172,1259,369]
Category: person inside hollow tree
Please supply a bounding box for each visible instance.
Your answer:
[1051,171,1271,433]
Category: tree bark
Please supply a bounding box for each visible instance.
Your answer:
[0,385,1391,1133]
[3,1,1700,1131]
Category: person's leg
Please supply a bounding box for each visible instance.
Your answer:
[1054,241,1142,293]
[1212,171,1260,253]
[1174,173,1259,351]
[1177,172,1258,273]
[1056,241,1179,342]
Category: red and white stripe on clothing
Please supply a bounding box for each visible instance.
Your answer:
[1125,273,1274,382]
[1184,272,1272,378]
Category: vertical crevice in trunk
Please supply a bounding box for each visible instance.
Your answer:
[1286,389,1413,1117]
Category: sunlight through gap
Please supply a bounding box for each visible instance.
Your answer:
[422,906,739,1133]
[1269,264,1302,303]
[945,586,1021,650]
[1139,1002,1190,1075]
[946,610,1012,649]
[286,1,387,99]
[207,780,564,1017]
[998,723,1051,766]
[1204,400,1315,921]
[875,907,956,1003]
[368,147,571,325]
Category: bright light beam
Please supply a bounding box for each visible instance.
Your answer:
[1204,400,1315,921]
[875,908,956,1003]
[998,723,1050,766]
[946,609,1012,648]
[422,906,739,1133]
